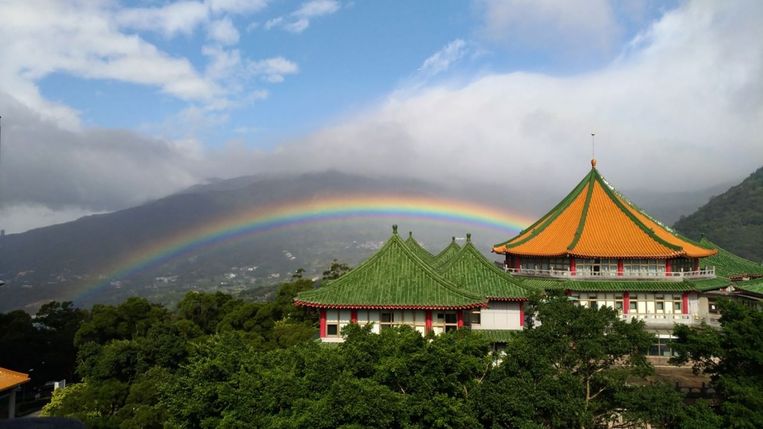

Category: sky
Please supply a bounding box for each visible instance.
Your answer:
[0,0,761,233]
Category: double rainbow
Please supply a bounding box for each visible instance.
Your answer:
[76,195,532,300]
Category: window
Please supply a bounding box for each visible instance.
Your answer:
[436,312,459,333]
[615,294,624,311]
[623,259,664,277]
[649,336,676,357]
[380,312,394,331]
[471,310,481,325]
[655,295,665,312]
[672,258,693,273]
[325,310,340,337]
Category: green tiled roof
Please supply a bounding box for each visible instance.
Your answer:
[735,278,763,295]
[699,237,763,278]
[404,232,435,264]
[473,329,517,343]
[440,236,527,300]
[513,276,717,292]
[691,276,732,292]
[433,237,461,270]
[295,226,486,309]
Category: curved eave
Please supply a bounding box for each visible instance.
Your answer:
[293,300,487,310]
[486,296,528,302]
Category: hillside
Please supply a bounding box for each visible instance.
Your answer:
[674,166,763,263]
[0,172,530,312]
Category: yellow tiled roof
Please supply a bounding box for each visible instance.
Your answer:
[0,367,30,392]
[493,165,717,259]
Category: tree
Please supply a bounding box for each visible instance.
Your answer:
[322,259,351,280]
[472,294,683,429]
[671,299,763,428]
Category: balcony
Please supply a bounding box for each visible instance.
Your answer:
[621,312,721,328]
[504,266,716,281]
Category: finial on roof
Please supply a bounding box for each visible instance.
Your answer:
[591,158,597,168]
[393,225,398,234]
[451,236,456,242]
[466,233,471,242]
[408,231,413,238]
[590,132,597,168]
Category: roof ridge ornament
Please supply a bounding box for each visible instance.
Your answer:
[451,236,456,242]
[393,224,398,234]
[466,233,472,242]
[591,132,597,169]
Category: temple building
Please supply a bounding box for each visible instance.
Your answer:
[295,227,528,342]
[491,160,737,357]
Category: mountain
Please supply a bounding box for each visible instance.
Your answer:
[0,169,735,313]
[674,166,763,263]
[0,171,533,312]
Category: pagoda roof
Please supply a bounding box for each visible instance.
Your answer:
[404,232,436,264]
[514,276,730,293]
[440,234,528,301]
[735,277,763,296]
[493,164,717,259]
[295,226,487,310]
[432,237,461,269]
[0,367,30,392]
[698,237,763,279]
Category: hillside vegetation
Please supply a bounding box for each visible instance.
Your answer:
[675,167,763,263]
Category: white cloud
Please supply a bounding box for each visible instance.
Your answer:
[117,1,210,37]
[476,0,620,57]
[248,57,299,83]
[206,0,268,14]
[418,39,468,79]
[207,17,240,45]
[248,1,763,194]
[265,0,340,33]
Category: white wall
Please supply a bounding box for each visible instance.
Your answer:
[473,301,522,330]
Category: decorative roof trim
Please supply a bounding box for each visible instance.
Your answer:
[293,300,487,310]
[567,172,596,251]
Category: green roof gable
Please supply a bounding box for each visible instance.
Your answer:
[404,232,435,264]
[699,237,763,278]
[295,226,486,310]
[439,235,527,301]
[432,237,461,269]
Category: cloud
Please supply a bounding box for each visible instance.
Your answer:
[265,0,340,33]
[248,57,299,83]
[417,39,468,79]
[0,0,296,130]
[249,0,763,194]
[117,1,210,37]
[476,0,620,58]
[207,17,240,45]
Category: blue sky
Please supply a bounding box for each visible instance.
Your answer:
[0,0,761,233]
[34,1,676,147]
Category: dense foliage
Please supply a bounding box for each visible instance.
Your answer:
[5,275,762,427]
[674,166,763,262]
[671,300,763,429]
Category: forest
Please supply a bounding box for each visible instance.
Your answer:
[1,270,762,428]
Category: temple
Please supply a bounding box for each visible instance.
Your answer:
[296,159,762,350]
[295,227,527,342]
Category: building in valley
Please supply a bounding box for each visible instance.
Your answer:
[295,226,528,342]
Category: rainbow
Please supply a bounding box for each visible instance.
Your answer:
[76,195,532,300]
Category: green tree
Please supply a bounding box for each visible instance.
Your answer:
[322,259,351,280]
[671,299,763,428]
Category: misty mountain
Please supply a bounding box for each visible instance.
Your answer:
[674,166,763,263]
[0,170,727,312]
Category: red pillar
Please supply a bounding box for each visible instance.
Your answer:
[514,256,521,272]
[617,259,624,277]
[623,292,630,315]
[350,310,358,324]
[682,293,689,315]
[519,302,525,327]
[457,310,464,328]
[570,256,576,276]
[693,258,699,271]
[665,259,672,277]
[319,309,327,338]
[425,310,432,334]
